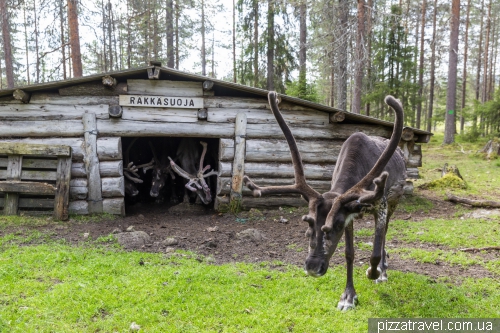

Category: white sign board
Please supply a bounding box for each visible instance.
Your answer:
[119,95,203,109]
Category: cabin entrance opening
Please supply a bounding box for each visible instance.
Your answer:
[121,137,219,215]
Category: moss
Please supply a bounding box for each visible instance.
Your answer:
[426,173,467,190]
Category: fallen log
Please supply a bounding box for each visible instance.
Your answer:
[460,246,500,253]
[446,194,500,208]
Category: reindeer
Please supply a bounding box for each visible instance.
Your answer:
[168,138,218,205]
[148,140,177,202]
[243,92,406,310]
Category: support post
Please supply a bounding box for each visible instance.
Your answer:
[83,113,103,214]
[53,156,72,221]
[230,113,247,212]
[3,155,22,215]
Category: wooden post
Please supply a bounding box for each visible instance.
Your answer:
[53,156,72,220]
[230,113,247,211]
[83,113,103,214]
[3,155,22,215]
[147,67,160,79]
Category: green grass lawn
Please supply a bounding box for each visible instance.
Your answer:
[1,240,499,333]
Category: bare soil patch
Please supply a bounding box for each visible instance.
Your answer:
[1,192,497,282]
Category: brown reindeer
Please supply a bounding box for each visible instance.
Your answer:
[243,92,406,310]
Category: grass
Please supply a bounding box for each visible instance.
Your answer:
[0,240,499,333]
[417,133,500,199]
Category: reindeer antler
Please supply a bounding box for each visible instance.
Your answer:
[322,95,404,233]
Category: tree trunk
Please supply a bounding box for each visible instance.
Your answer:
[201,0,206,76]
[232,0,236,82]
[253,0,258,87]
[0,0,15,88]
[266,0,274,91]
[34,0,40,83]
[352,0,365,114]
[59,0,67,79]
[298,1,307,98]
[483,0,491,103]
[23,1,30,85]
[166,0,174,68]
[460,0,471,135]
[365,0,373,116]
[67,0,83,77]
[416,0,426,129]
[475,0,484,101]
[175,1,180,69]
[336,0,349,111]
[107,0,114,70]
[443,0,460,145]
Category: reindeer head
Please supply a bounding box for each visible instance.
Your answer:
[244,92,403,278]
[148,142,175,198]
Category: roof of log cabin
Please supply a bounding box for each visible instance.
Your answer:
[0,65,431,143]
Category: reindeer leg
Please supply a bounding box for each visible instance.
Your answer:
[338,221,358,311]
[376,203,396,283]
[366,196,388,281]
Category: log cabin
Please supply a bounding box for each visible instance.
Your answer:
[0,64,430,219]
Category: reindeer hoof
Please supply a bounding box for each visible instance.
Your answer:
[366,266,381,280]
[375,271,388,284]
[337,295,358,311]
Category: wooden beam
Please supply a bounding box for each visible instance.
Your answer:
[329,111,345,123]
[59,81,127,96]
[0,142,71,157]
[197,108,208,120]
[0,181,56,195]
[148,61,162,66]
[103,197,125,216]
[0,104,109,121]
[219,161,335,180]
[83,113,103,214]
[203,80,214,91]
[102,75,117,89]
[402,127,415,141]
[147,67,161,79]
[108,105,123,118]
[127,80,204,96]
[53,157,71,221]
[230,113,247,207]
[101,177,125,197]
[13,89,31,103]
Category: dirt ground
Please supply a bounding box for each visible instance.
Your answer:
[4,191,497,282]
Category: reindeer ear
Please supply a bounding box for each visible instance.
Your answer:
[357,171,389,204]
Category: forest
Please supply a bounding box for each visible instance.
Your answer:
[1,0,499,143]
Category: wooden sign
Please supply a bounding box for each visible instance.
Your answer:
[119,95,203,109]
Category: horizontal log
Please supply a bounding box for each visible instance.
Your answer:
[246,123,393,140]
[446,194,500,208]
[0,142,71,157]
[69,200,88,215]
[96,137,122,160]
[99,160,123,177]
[219,139,234,161]
[0,169,57,181]
[70,178,88,187]
[0,138,85,159]
[0,104,109,120]
[247,139,342,163]
[59,81,127,96]
[121,107,198,123]
[206,108,329,125]
[217,177,332,196]
[219,162,335,180]
[0,120,84,137]
[103,197,125,216]
[97,119,234,138]
[406,167,419,179]
[102,177,125,197]
[23,158,58,169]
[205,97,324,112]
[216,196,307,210]
[29,94,119,105]
[0,181,55,195]
[0,197,54,209]
[13,89,31,103]
[70,186,88,200]
[71,163,86,177]
[127,80,203,96]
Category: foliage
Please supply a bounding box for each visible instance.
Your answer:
[285,72,320,102]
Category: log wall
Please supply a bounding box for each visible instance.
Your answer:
[0,77,424,213]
